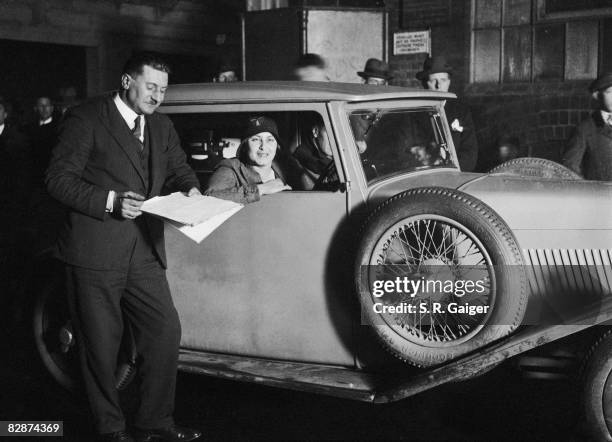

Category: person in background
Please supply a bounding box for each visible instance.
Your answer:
[213,57,239,83]
[0,97,30,223]
[563,72,612,181]
[46,53,202,442]
[0,97,31,341]
[417,56,479,172]
[28,96,58,188]
[57,85,81,118]
[496,135,520,165]
[205,116,291,203]
[291,115,334,189]
[357,58,392,86]
[294,53,330,82]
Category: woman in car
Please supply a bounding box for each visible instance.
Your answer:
[204,116,291,204]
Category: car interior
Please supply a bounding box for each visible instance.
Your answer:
[169,110,341,191]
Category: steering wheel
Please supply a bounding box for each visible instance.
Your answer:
[312,161,338,191]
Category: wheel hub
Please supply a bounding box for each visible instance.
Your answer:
[58,322,74,353]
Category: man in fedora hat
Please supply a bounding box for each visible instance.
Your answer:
[358,58,392,85]
[417,56,479,172]
[563,72,612,180]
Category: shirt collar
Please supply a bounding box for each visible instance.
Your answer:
[113,93,143,129]
[39,117,53,126]
[0,123,4,135]
[601,110,612,125]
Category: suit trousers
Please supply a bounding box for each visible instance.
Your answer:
[65,221,181,434]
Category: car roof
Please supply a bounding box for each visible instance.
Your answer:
[163,81,456,104]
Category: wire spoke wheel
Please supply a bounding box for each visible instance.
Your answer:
[369,215,494,347]
[356,187,527,367]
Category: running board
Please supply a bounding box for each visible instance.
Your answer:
[178,350,378,402]
[178,300,612,404]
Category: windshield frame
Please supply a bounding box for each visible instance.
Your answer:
[343,100,459,186]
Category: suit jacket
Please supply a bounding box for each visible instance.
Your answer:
[46,95,199,270]
[0,124,31,239]
[563,111,612,181]
[445,99,478,172]
[0,124,30,198]
[26,118,59,187]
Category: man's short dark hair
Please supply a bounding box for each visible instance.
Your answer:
[122,52,171,77]
[296,53,326,69]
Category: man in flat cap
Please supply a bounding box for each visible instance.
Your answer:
[417,56,479,172]
[563,72,612,180]
[358,58,392,85]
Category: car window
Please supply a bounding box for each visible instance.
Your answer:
[169,111,340,191]
[348,108,455,182]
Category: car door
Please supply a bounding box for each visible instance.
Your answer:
[164,104,355,366]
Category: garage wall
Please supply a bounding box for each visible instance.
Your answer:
[0,0,242,95]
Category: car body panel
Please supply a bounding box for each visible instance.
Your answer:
[166,190,355,366]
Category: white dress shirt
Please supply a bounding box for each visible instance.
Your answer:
[0,123,4,136]
[113,94,145,142]
[39,117,53,126]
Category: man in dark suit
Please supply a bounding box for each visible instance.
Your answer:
[0,98,31,330]
[0,98,30,225]
[28,96,59,188]
[46,53,202,442]
[417,56,479,172]
[563,72,612,181]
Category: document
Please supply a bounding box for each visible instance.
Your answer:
[141,192,243,243]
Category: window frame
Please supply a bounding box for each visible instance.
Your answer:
[470,0,612,84]
[160,102,348,189]
[343,100,459,187]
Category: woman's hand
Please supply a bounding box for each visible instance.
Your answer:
[257,179,291,195]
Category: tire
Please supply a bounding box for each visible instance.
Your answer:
[488,157,582,180]
[33,276,137,392]
[355,187,528,367]
[581,329,612,441]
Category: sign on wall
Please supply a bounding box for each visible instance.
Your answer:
[393,30,431,55]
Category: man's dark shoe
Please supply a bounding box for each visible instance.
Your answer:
[98,430,134,441]
[133,425,201,442]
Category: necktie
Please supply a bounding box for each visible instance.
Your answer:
[132,116,143,149]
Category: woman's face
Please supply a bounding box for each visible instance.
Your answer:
[246,131,277,167]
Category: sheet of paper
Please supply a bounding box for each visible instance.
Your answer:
[164,205,243,244]
[141,192,242,227]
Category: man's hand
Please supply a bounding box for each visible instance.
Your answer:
[257,179,291,195]
[114,191,145,219]
[186,187,201,197]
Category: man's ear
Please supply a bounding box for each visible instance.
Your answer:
[121,74,131,91]
[592,91,600,101]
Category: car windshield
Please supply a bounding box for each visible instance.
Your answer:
[348,107,455,182]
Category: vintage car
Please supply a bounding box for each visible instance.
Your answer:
[34,82,612,440]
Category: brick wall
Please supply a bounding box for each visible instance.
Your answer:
[465,82,595,169]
